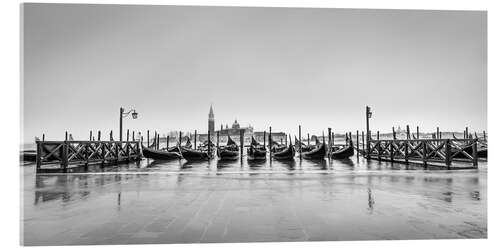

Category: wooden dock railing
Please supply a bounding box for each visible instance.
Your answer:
[36,140,142,173]
[364,138,479,169]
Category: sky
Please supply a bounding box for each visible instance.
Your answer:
[21,4,487,142]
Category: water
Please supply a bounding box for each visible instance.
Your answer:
[21,157,487,245]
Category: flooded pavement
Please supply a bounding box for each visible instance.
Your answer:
[21,157,487,245]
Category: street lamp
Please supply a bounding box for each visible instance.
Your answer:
[366,106,373,155]
[120,107,138,141]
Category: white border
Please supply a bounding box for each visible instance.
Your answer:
[1,0,497,249]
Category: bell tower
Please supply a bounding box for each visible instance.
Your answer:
[208,104,215,135]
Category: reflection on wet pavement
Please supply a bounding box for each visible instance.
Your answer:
[21,158,487,245]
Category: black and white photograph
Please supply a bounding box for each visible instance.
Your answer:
[15,1,491,247]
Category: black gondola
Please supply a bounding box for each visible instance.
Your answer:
[301,142,326,159]
[247,137,266,161]
[294,136,314,153]
[218,136,239,160]
[273,135,295,160]
[142,144,182,160]
[330,140,354,159]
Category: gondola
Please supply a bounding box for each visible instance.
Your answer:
[269,137,287,153]
[247,137,266,161]
[294,136,315,153]
[218,136,239,160]
[330,140,354,159]
[142,144,182,160]
[301,141,327,159]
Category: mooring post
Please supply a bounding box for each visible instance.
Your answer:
[307,133,310,146]
[132,131,135,141]
[126,130,130,161]
[207,130,211,158]
[406,125,410,140]
[269,126,273,159]
[90,131,93,141]
[404,140,409,165]
[376,131,380,140]
[179,131,182,147]
[166,136,170,149]
[36,140,42,172]
[472,139,478,167]
[416,126,420,139]
[445,139,451,170]
[465,127,469,142]
[62,131,69,172]
[483,130,486,141]
[194,130,197,150]
[157,134,160,150]
[154,131,157,149]
[98,130,101,141]
[240,129,244,160]
[377,131,381,161]
[42,133,45,141]
[110,131,113,141]
[147,130,150,148]
[216,131,220,149]
[356,130,359,157]
[328,128,332,157]
[392,127,396,140]
[390,140,394,162]
[299,125,302,160]
[437,127,440,140]
[422,141,427,168]
[361,131,365,156]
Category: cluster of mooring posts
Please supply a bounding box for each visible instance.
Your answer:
[34,106,486,173]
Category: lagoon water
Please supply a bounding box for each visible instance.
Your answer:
[21,157,487,245]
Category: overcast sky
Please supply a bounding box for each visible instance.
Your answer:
[22,4,486,142]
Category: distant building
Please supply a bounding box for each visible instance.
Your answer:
[198,105,287,145]
[208,105,215,136]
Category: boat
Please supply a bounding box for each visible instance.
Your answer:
[142,144,182,160]
[218,136,239,160]
[269,137,287,153]
[247,137,267,161]
[301,141,327,159]
[294,136,315,153]
[273,136,295,160]
[330,140,354,159]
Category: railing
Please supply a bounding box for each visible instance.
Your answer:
[36,140,142,173]
[365,138,479,169]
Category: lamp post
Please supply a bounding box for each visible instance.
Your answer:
[366,106,372,156]
[120,107,138,141]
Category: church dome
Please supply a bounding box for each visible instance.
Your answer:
[232,119,240,129]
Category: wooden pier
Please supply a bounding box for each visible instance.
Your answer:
[360,106,483,169]
[36,140,141,173]
[363,138,479,169]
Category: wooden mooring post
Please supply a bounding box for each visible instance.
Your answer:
[356,130,359,157]
[240,129,244,160]
[307,133,310,146]
[361,131,365,156]
[207,130,211,158]
[299,125,302,160]
[269,126,272,160]
[194,130,197,150]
